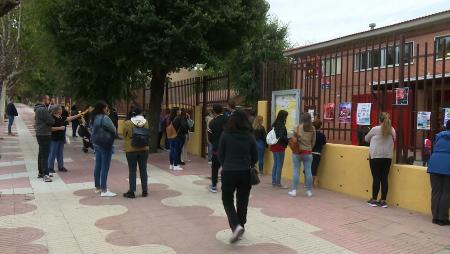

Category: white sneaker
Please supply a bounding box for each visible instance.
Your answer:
[169,165,174,170]
[101,190,117,197]
[306,190,313,197]
[230,225,245,244]
[173,166,184,171]
[288,190,297,197]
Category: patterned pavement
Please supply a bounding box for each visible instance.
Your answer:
[0,104,449,254]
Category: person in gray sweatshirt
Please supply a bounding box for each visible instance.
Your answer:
[218,110,258,244]
[34,95,55,182]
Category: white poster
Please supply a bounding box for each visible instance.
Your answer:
[308,109,315,120]
[357,103,372,126]
[417,111,431,130]
[444,108,450,126]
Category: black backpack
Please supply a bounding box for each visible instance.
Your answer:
[131,125,151,148]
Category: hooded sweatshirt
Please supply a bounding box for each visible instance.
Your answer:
[428,130,450,176]
[123,115,149,152]
[218,131,258,171]
[34,104,55,136]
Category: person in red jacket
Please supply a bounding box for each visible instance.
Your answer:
[270,110,289,188]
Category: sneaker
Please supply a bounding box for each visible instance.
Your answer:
[142,191,148,197]
[179,161,186,165]
[378,200,388,208]
[94,188,101,194]
[169,165,174,170]
[58,167,68,172]
[229,225,245,244]
[43,175,52,182]
[173,166,184,171]
[123,191,135,199]
[208,185,218,193]
[100,190,117,197]
[277,184,288,189]
[306,190,313,197]
[38,173,44,179]
[49,169,56,173]
[367,199,379,207]
[288,190,297,197]
[434,219,450,226]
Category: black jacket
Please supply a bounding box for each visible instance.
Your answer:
[218,131,258,171]
[272,122,288,147]
[208,114,228,151]
[6,103,18,116]
[173,116,189,138]
[253,126,267,141]
[34,104,55,136]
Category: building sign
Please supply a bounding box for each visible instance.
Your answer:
[394,87,409,105]
[321,83,331,90]
[339,102,352,124]
[323,103,335,121]
[356,103,372,126]
[417,111,431,130]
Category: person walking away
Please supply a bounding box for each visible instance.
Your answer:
[48,105,82,174]
[271,110,289,188]
[253,116,267,175]
[167,108,183,171]
[34,95,55,182]
[289,113,316,197]
[122,107,150,198]
[174,109,190,166]
[6,99,18,135]
[365,112,396,208]
[311,119,327,188]
[91,101,117,197]
[208,104,228,193]
[427,120,450,226]
[70,105,80,137]
[218,110,258,243]
[205,110,215,164]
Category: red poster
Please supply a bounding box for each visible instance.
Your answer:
[324,103,335,121]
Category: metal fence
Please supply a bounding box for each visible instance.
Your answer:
[260,35,450,164]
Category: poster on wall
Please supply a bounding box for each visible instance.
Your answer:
[356,103,372,126]
[338,102,352,124]
[323,103,335,121]
[271,89,301,135]
[417,111,431,130]
[444,108,450,126]
[394,87,409,105]
[308,109,315,120]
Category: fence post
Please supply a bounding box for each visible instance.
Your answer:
[201,77,208,158]
[165,81,169,109]
[397,35,406,163]
[226,72,231,102]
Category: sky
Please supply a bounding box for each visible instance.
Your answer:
[266,0,450,48]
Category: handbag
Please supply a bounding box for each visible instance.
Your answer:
[288,125,302,154]
[250,165,260,185]
[266,128,279,145]
[166,123,177,139]
[92,116,114,149]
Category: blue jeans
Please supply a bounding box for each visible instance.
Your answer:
[207,143,213,161]
[271,152,285,185]
[169,138,181,166]
[293,154,313,191]
[94,146,113,191]
[256,140,266,173]
[48,140,65,170]
[7,115,14,134]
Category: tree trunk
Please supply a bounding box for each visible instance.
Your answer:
[0,81,7,125]
[147,68,167,153]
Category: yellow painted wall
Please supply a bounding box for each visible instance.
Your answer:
[185,105,203,156]
[258,100,433,215]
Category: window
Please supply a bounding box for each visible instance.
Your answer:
[436,35,450,59]
[354,42,414,71]
[322,57,341,76]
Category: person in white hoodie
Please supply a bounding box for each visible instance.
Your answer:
[122,107,150,198]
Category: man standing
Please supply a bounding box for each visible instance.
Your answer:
[208,104,228,193]
[6,99,18,135]
[34,95,55,182]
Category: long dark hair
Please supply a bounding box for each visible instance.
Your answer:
[170,107,179,121]
[91,101,108,123]
[224,110,252,133]
[273,110,288,127]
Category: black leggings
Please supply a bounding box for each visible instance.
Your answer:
[369,158,392,200]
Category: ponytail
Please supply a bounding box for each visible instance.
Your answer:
[380,112,392,137]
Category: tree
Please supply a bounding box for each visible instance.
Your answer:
[0,0,19,17]
[36,0,269,152]
[0,1,23,122]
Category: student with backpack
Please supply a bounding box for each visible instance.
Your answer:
[122,107,150,198]
[269,110,289,188]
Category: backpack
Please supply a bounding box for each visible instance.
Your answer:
[131,124,151,148]
[266,128,279,145]
[166,123,177,139]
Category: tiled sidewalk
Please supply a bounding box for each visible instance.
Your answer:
[0,104,449,254]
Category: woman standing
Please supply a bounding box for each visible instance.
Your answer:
[122,107,150,199]
[365,112,396,208]
[218,110,258,244]
[289,113,316,197]
[253,116,267,175]
[271,110,289,188]
[70,105,80,137]
[91,101,117,197]
[168,108,183,171]
[427,120,450,226]
[48,105,82,173]
[311,119,327,187]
